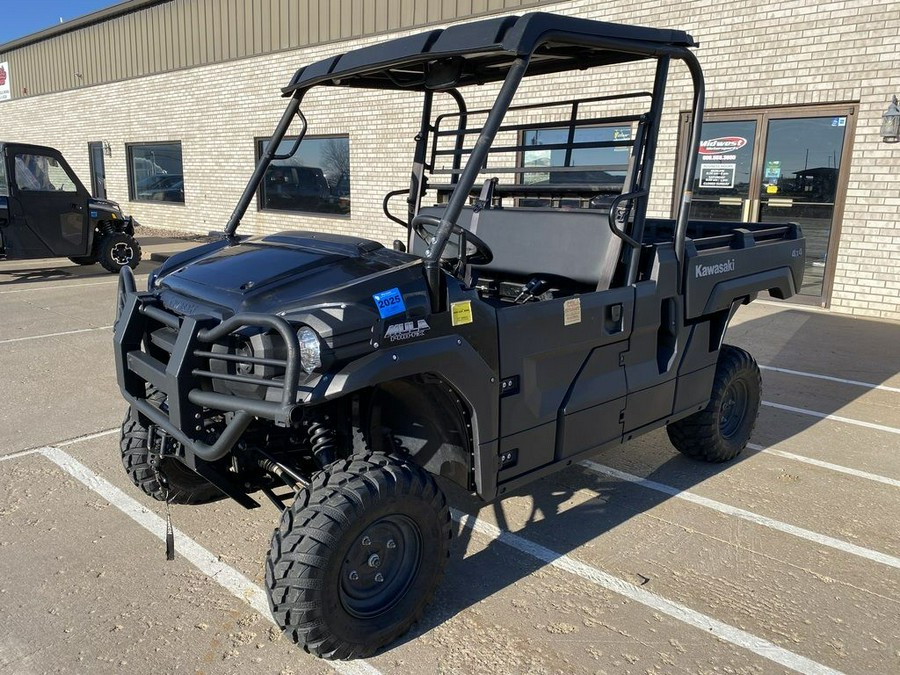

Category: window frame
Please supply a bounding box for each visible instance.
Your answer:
[254,134,351,218]
[126,140,185,204]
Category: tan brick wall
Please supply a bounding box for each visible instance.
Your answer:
[2,0,898,318]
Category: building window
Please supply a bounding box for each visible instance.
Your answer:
[127,142,184,203]
[520,125,632,207]
[257,136,350,216]
[522,125,632,186]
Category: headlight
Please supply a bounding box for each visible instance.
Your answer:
[298,326,322,373]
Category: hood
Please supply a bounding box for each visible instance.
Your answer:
[156,231,419,315]
[88,197,123,214]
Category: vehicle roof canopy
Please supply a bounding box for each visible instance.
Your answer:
[283,12,696,94]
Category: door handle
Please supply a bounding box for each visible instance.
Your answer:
[605,303,624,334]
[72,203,84,211]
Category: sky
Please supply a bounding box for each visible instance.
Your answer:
[0,0,121,45]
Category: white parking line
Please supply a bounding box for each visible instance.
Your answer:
[749,443,900,489]
[0,448,41,463]
[57,428,119,447]
[0,280,120,294]
[39,447,381,675]
[580,460,900,571]
[452,508,841,675]
[762,401,900,435]
[0,326,112,345]
[760,365,900,394]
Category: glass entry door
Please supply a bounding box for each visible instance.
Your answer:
[88,141,107,199]
[680,105,855,304]
[756,117,847,298]
[690,118,758,222]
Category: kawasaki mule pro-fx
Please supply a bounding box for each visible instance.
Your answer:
[113,13,804,659]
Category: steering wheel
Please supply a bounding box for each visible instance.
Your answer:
[412,213,493,266]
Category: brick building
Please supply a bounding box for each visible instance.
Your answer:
[1,0,898,318]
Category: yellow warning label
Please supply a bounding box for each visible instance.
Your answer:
[563,297,582,326]
[451,300,474,326]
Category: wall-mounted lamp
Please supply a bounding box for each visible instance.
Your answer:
[103,141,112,157]
[881,95,900,143]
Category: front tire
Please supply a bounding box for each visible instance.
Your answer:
[98,232,141,273]
[667,344,761,462]
[120,391,223,504]
[266,453,451,660]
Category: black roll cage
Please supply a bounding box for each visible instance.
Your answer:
[223,16,705,299]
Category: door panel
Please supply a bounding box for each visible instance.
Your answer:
[496,286,633,480]
[498,286,633,435]
[7,149,89,258]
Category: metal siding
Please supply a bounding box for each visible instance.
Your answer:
[362,0,375,35]
[0,0,548,100]
[350,0,366,37]
[279,0,290,50]
[329,0,339,41]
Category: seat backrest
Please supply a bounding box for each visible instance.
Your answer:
[414,205,623,289]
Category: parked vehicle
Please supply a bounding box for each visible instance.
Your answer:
[0,142,140,272]
[113,13,804,660]
[260,165,330,212]
[136,173,184,202]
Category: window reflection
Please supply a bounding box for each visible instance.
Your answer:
[257,136,350,216]
[14,153,78,193]
[128,142,185,203]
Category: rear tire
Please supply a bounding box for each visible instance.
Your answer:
[266,452,451,660]
[98,232,141,273]
[68,255,98,265]
[666,345,761,462]
[120,390,222,504]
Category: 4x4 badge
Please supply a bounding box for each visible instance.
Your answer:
[384,319,430,342]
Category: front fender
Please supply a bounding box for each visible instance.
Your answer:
[307,335,501,499]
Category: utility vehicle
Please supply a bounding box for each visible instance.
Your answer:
[113,13,804,660]
[0,142,140,272]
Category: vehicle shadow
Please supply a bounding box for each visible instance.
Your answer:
[724,303,900,448]
[390,301,900,649]
[394,448,738,649]
[0,263,155,287]
[0,236,198,287]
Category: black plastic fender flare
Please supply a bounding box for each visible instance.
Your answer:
[309,335,501,499]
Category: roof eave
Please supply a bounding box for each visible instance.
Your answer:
[0,0,167,54]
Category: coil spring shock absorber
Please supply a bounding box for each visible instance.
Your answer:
[306,409,337,468]
[98,220,116,238]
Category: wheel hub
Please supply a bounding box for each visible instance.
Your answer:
[339,515,422,619]
[719,380,748,439]
[111,243,133,265]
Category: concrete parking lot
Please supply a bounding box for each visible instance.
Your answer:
[1,240,898,674]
